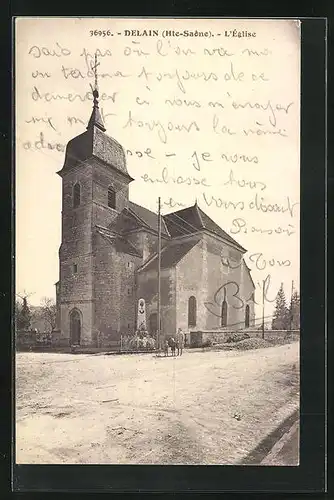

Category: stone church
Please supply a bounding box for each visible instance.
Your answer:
[55,88,255,347]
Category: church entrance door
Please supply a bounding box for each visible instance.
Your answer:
[70,309,81,345]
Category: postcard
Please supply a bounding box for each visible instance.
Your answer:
[15,17,300,467]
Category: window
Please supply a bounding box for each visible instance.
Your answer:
[221,300,228,327]
[73,183,81,208]
[245,304,250,328]
[108,186,116,209]
[73,264,78,274]
[188,296,197,327]
[127,286,132,295]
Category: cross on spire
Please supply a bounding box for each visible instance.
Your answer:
[94,52,100,90]
[91,51,100,105]
[86,51,106,132]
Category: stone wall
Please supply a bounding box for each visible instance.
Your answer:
[175,239,204,332]
[93,231,141,339]
[175,234,255,333]
[205,234,244,329]
[59,162,95,345]
[92,159,130,227]
[203,234,256,331]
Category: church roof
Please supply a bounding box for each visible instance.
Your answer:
[115,236,142,257]
[57,89,134,182]
[126,202,170,237]
[86,92,106,132]
[96,226,142,257]
[138,238,200,273]
[163,203,246,252]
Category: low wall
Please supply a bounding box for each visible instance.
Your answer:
[247,330,300,341]
[16,330,52,350]
[190,331,226,347]
[50,329,122,349]
[190,329,300,347]
[16,331,155,353]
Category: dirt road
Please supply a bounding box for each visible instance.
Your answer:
[16,342,299,465]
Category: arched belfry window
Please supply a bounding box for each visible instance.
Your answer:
[73,183,81,208]
[188,296,197,327]
[221,300,228,327]
[245,304,250,328]
[108,186,116,209]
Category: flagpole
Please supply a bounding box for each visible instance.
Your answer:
[157,197,161,351]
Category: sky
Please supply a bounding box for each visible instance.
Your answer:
[15,18,300,320]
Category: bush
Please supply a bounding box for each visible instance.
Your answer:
[146,337,156,350]
[219,338,270,351]
[127,334,156,351]
[225,332,250,343]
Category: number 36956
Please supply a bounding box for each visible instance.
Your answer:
[90,30,113,37]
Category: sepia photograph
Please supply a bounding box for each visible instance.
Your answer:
[15,17,300,466]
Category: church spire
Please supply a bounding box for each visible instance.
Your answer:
[87,52,106,132]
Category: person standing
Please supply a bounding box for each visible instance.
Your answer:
[164,339,169,357]
[176,328,185,356]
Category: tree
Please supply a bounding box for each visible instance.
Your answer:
[15,300,22,328]
[39,297,57,332]
[15,296,31,331]
[272,283,289,330]
[289,290,300,330]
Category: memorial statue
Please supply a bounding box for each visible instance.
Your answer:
[137,298,147,332]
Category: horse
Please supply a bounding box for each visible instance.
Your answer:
[168,337,177,356]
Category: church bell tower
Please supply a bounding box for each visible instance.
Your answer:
[56,59,134,346]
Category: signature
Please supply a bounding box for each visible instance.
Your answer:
[204,274,278,317]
